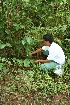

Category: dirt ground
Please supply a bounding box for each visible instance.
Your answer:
[0,92,70,105]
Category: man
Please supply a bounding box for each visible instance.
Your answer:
[30,34,65,76]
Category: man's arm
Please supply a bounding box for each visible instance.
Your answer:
[31,48,42,55]
[35,59,50,63]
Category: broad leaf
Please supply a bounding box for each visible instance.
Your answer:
[65,38,70,42]
[22,40,26,45]
[6,43,12,47]
[0,43,11,49]
[66,16,70,23]
[0,44,6,49]
[24,58,30,67]
[26,37,32,45]
[5,29,10,34]
[67,59,70,65]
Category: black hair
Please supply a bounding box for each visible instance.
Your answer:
[43,34,54,44]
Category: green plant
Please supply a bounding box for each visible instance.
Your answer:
[22,36,37,55]
[0,0,70,104]
[0,41,11,49]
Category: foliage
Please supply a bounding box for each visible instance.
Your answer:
[0,41,11,49]
[0,0,70,104]
[0,57,70,104]
[21,36,37,55]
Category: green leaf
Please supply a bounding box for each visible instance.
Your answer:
[66,16,70,23]
[6,43,12,47]
[63,0,67,4]
[0,43,11,49]
[20,24,25,29]
[48,16,53,19]
[22,0,29,2]
[0,44,6,49]
[22,40,26,45]
[13,23,20,31]
[61,25,67,32]
[0,7,2,12]
[23,58,34,67]
[5,29,10,34]
[13,23,18,27]
[24,58,30,67]
[17,59,24,66]
[67,59,70,65]
[26,37,32,45]
[65,38,70,42]
[0,63,4,69]
[1,58,6,62]
[67,0,70,4]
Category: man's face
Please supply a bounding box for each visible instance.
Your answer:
[44,41,51,46]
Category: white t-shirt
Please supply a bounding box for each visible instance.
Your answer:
[42,42,65,65]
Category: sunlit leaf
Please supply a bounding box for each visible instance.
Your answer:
[6,43,12,47]
[65,38,70,42]
[0,44,6,49]
[26,37,32,45]
[5,29,10,34]
[22,0,29,2]
[67,59,70,65]
[22,40,26,45]
[66,16,70,23]
[24,58,30,67]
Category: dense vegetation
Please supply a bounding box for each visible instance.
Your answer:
[0,0,70,104]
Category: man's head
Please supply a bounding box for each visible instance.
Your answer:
[43,34,54,46]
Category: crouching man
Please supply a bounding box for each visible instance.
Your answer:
[30,34,65,76]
